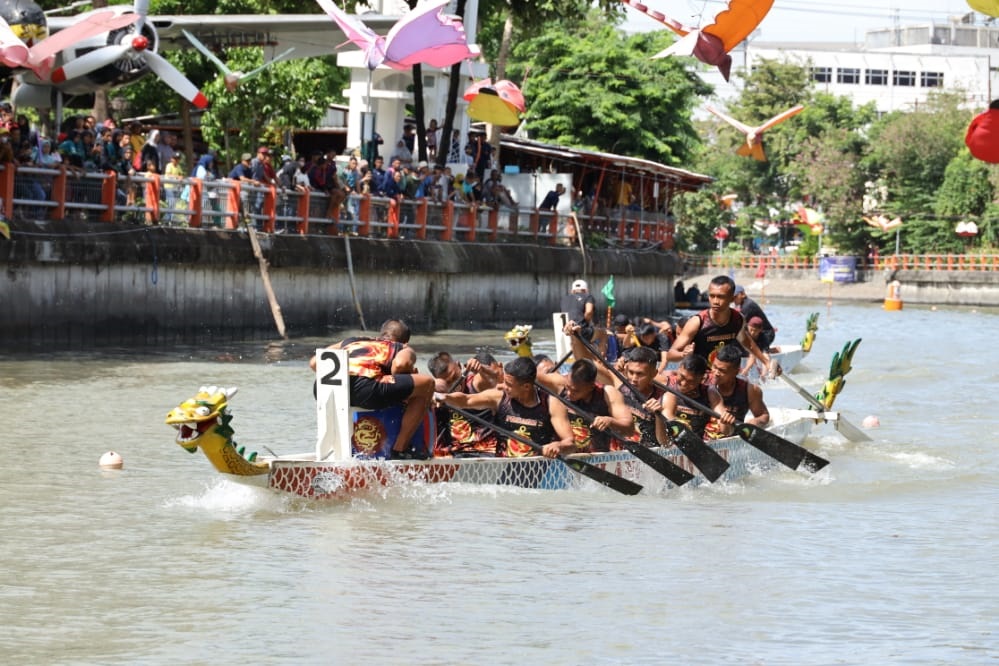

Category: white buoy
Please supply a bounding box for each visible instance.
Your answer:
[99,451,124,470]
[862,415,880,429]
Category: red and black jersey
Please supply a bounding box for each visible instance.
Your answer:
[695,309,745,364]
[619,382,665,447]
[563,383,612,453]
[340,338,404,379]
[495,390,554,457]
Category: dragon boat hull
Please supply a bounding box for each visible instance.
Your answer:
[167,350,837,500]
[248,407,821,499]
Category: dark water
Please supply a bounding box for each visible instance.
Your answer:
[0,301,995,664]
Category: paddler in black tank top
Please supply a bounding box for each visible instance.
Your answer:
[657,353,734,440]
[704,343,770,439]
[666,275,779,376]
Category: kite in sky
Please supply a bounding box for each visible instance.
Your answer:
[620,0,774,81]
[463,78,526,127]
[316,0,479,71]
[706,103,804,161]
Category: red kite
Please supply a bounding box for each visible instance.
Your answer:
[966,101,999,163]
[706,103,804,161]
[620,0,775,81]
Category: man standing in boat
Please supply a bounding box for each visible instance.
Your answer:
[666,275,778,376]
[439,357,574,458]
[560,279,596,341]
[705,343,770,438]
[310,319,435,460]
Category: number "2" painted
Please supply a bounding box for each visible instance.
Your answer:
[320,351,343,386]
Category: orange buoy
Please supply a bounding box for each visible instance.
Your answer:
[884,280,903,311]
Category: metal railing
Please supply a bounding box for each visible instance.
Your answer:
[1,163,677,250]
[681,252,999,273]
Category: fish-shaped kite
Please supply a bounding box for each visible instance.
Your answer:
[182,30,295,92]
[620,0,774,81]
[706,103,804,161]
[463,78,526,127]
[316,0,480,71]
[0,10,138,80]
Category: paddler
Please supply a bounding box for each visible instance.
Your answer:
[310,319,435,460]
[657,354,733,440]
[666,275,779,377]
[705,343,769,439]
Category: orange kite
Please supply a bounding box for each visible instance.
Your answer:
[620,0,775,81]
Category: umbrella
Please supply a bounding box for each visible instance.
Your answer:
[463,78,525,127]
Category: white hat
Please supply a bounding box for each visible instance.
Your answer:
[572,279,588,292]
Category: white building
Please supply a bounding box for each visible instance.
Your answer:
[705,18,999,114]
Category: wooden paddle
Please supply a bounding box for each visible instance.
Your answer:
[779,372,872,443]
[573,333,730,482]
[448,405,643,496]
[534,382,694,486]
[650,377,830,473]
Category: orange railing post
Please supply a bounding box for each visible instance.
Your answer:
[441,200,454,241]
[387,197,400,239]
[0,164,14,220]
[296,189,310,234]
[225,182,241,229]
[358,194,372,236]
[529,210,540,240]
[100,171,117,222]
[51,166,67,220]
[415,197,428,240]
[548,211,558,245]
[487,206,498,242]
[144,174,161,224]
[188,179,204,228]
[264,184,277,233]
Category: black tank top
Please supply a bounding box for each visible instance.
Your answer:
[619,383,664,447]
[695,309,745,363]
[496,390,554,457]
[719,377,751,422]
[563,383,612,453]
[673,383,712,437]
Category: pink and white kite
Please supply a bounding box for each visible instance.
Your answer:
[316,0,480,71]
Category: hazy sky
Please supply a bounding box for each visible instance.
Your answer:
[621,0,987,44]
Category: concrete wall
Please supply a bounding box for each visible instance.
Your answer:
[1,219,681,348]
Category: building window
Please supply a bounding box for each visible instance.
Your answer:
[921,71,944,88]
[893,70,916,86]
[810,66,832,83]
[866,69,888,85]
[837,68,861,84]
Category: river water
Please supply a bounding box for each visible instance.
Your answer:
[1,300,996,665]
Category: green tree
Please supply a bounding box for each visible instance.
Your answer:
[507,10,708,166]
[935,148,993,219]
[865,91,972,218]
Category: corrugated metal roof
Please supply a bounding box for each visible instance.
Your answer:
[499,135,713,192]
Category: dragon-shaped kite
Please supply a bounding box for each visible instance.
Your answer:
[620,0,774,81]
[706,103,804,161]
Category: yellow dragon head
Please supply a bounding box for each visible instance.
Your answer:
[504,324,534,358]
[165,386,268,476]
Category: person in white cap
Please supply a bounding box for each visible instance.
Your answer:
[560,279,596,340]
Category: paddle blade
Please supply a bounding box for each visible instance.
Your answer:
[664,420,730,482]
[618,439,694,486]
[736,423,829,472]
[561,456,644,495]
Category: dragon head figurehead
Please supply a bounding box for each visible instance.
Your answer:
[504,324,534,358]
[165,386,268,476]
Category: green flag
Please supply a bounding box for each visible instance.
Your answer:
[601,276,615,308]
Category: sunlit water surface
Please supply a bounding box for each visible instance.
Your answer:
[1,301,995,664]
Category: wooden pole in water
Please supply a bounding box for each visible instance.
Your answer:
[245,223,288,339]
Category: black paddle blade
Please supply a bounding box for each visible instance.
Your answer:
[665,420,730,483]
[736,423,830,473]
[561,456,644,495]
[618,439,694,486]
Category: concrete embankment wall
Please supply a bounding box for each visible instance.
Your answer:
[687,267,999,307]
[1,219,682,348]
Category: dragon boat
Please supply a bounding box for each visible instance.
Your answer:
[165,343,860,500]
